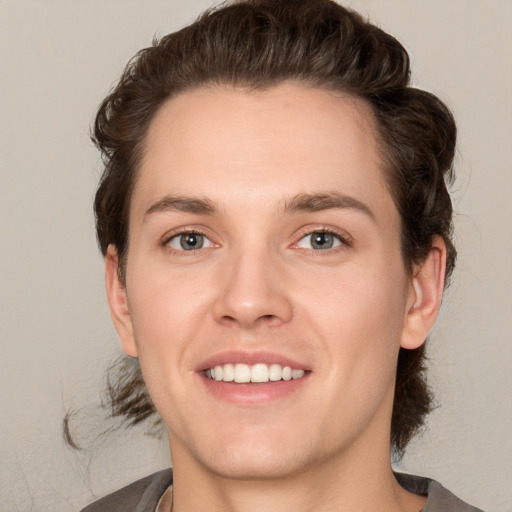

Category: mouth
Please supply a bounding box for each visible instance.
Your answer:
[197,351,311,403]
[204,363,306,383]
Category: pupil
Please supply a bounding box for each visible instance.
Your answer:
[312,232,333,249]
[181,233,203,250]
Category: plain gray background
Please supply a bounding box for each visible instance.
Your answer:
[1,1,511,511]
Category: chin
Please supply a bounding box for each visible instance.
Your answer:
[179,424,315,481]
[205,448,311,481]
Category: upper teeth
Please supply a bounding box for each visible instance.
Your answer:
[205,363,305,383]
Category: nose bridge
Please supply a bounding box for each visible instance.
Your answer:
[212,238,293,327]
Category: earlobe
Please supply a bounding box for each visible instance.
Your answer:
[401,237,447,350]
[105,245,138,357]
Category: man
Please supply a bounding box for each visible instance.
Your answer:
[81,1,483,510]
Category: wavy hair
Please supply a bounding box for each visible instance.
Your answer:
[88,0,456,457]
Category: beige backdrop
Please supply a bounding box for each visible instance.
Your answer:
[1,1,511,511]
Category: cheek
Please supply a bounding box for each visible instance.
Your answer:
[300,257,407,334]
[125,261,204,360]
[124,267,206,423]
[297,259,408,381]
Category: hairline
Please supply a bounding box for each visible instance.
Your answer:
[118,80,413,278]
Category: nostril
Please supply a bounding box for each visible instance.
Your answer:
[212,293,294,327]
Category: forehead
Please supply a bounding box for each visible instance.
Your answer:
[132,83,395,224]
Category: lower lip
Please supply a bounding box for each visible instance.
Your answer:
[199,374,310,405]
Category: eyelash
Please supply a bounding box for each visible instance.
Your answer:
[162,229,216,255]
[293,226,352,253]
[161,226,352,255]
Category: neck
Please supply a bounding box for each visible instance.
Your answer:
[169,434,425,512]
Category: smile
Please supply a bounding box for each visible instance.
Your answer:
[205,363,306,383]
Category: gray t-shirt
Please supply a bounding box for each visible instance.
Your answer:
[79,469,485,511]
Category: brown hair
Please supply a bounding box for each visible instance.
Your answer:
[91,0,456,457]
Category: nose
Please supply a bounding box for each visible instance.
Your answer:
[212,248,293,329]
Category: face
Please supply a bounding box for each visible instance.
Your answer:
[106,83,441,481]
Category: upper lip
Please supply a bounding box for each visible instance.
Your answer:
[196,350,311,372]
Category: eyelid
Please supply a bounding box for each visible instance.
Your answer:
[161,226,218,252]
[159,224,352,254]
[291,225,353,250]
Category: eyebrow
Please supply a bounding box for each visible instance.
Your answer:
[143,191,376,222]
[283,192,376,222]
[144,195,218,218]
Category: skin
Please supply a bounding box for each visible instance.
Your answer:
[106,83,446,512]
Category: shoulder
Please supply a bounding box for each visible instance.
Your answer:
[78,469,173,512]
[395,472,486,512]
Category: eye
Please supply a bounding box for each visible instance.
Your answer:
[166,232,214,251]
[296,231,343,250]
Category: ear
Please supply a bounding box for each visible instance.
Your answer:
[105,245,138,357]
[401,236,447,350]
